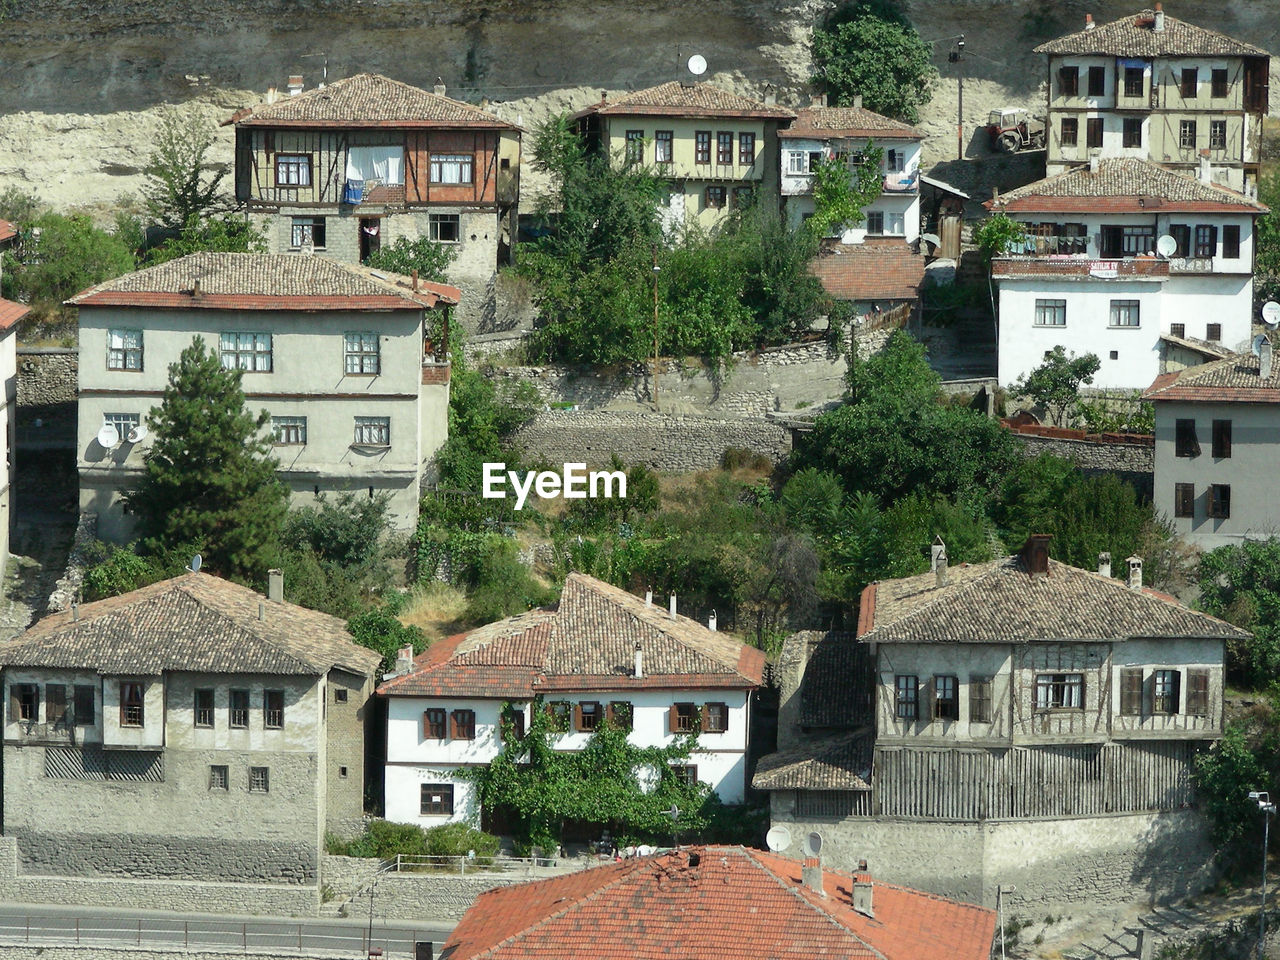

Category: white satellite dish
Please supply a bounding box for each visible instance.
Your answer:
[1252,333,1269,357]
[189,553,202,573]
[687,54,707,77]
[765,825,792,853]
[96,423,119,449]
[126,424,147,444]
[1156,234,1177,258]
[802,831,823,857]
[1263,301,1280,327]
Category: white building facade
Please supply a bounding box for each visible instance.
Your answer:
[990,157,1265,389]
[379,574,763,828]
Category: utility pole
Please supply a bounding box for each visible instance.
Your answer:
[949,36,966,159]
[652,246,661,410]
[1252,791,1276,960]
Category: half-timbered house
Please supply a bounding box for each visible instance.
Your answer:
[228,73,520,330]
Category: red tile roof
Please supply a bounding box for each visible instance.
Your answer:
[782,105,921,140]
[810,238,925,301]
[0,219,16,243]
[1144,350,1280,403]
[230,73,518,130]
[575,81,795,120]
[378,573,765,698]
[0,298,30,331]
[442,846,996,960]
[1034,8,1269,58]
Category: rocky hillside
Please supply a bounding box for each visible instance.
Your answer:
[0,0,1277,214]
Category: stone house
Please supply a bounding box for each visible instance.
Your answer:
[443,845,995,960]
[755,536,1249,907]
[228,73,521,331]
[987,157,1266,389]
[1144,344,1280,546]
[1035,4,1269,195]
[377,573,764,827]
[68,251,457,538]
[0,570,381,883]
[573,82,794,230]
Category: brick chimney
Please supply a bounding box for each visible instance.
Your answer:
[1084,13,1095,30]
[287,75,304,97]
[1022,534,1052,578]
[852,860,874,918]
[1127,556,1144,591]
[395,645,414,675]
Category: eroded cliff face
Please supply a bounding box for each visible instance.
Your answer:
[0,0,1275,212]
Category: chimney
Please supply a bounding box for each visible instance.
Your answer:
[764,90,777,107]
[1154,2,1165,32]
[191,278,202,300]
[930,536,946,572]
[411,268,419,293]
[1098,551,1112,578]
[991,186,1000,204]
[258,602,265,621]
[1089,155,1100,174]
[1022,534,1052,578]
[645,588,653,607]
[1127,555,1144,591]
[669,594,677,619]
[395,645,414,675]
[852,861,874,918]
[634,641,643,679]
[801,856,826,897]
[287,75,304,97]
[810,93,827,108]
[708,610,717,631]
[266,85,278,104]
[1199,148,1211,183]
[936,550,949,588]
[1085,13,1095,30]
[267,568,284,603]
[1261,337,1274,380]
[434,77,447,97]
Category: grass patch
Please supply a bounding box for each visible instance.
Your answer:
[397,581,471,643]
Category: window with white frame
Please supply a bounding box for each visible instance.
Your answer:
[220,332,272,372]
[275,154,312,187]
[353,416,390,446]
[429,154,473,184]
[1034,299,1066,326]
[786,150,810,175]
[1109,300,1140,327]
[428,213,460,243]
[103,412,140,441]
[271,416,307,445]
[290,217,325,248]
[885,149,906,172]
[344,332,380,375]
[654,130,673,164]
[1035,673,1084,709]
[107,329,143,371]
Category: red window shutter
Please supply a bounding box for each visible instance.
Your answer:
[422,712,431,739]
[699,704,709,733]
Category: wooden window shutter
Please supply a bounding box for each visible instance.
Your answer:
[1172,670,1182,714]
[48,685,66,724]
[573,703,583,731]
[668,704,679,734]
[423,712,431,739]
[699,704,709,733]
[717,702,729,733]
[8,685,17,722]
[920,677,932,722]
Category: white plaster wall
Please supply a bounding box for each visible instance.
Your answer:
[874,643,1014,743]
[1109,638,1224,738]
[3,668,102,744]
[101,674,165,748]
[165,673,319,753]
[0,326,14,586]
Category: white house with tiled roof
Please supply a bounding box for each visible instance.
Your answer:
[1144,346,1280,546]
[377,573,765,827]
[1034,5,1269,194]
[68,252,457,539]
[573,81,794,229]
[228,73,521,331]
[0,570,381,885]
[755,535,1248,908]
[987,156,1266,389]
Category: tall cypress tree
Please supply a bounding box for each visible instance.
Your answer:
[125,336,288,583]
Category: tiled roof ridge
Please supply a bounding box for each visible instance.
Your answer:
[1034,8,1270,56]
[860,560,1007,637]
[1144,350,1246,394]
[993,158,1265,210]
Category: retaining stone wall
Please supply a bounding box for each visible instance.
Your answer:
[0,950,332,960]
[513,411,791,472]
[1008,428,1154,495]
[16,347,77,451]
[355,873,523,922]
[320,855,381,900]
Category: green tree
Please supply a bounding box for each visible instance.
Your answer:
[1193,722,1271,854]
[348,603,426,674]
[146,214,267,265]
[143,109,228,230]
[807,147,884,240]
[1198,539,1280,687]
[433,363,540,492]
[364,235,458,280]
[125,336,288,583]
[1011,345,1101,426]
[0,187,42,224]
[2,213,135,307]
[810,1,938,123]
[1254,168,1280,305]
[972,212,1028,263]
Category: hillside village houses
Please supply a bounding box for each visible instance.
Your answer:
[1036,4,1270,196]
[69,252,456,538]
[227,72,521,331]
[573,81,795,231]
[756,535,1249,906]
[0,570,380,884]
[987,157,1266,390]
[1144,343,1280,546]
[377,573,764,827]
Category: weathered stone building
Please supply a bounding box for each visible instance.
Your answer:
[0,571,380,883]
[756,536,1249,908]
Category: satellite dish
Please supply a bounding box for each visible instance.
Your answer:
[96,423,119,449]
[126,424,148,444]
[687,54,707,77]
[765,825,792,853]
[1156,234,1177,258]
[1263,301,1280,327]
[802,831,823,857]
[189,553,202,573]
[1252,333,1269,357]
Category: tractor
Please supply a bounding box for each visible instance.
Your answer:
[987,108,1046,153]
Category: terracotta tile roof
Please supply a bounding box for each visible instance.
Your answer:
[230,73,517,130]
[989,158,1267,214]
[576,81,795,120]
[858,554,1248,644]
[1144,350,1280,403]
[1,572,382,677]
[1034,8,1269,58]
[992,257,1170,279]
[787,630,875,727]
[810,238,925,301]
[378,573,765,698]
[782,105,921,140]
[67,252,459,311]
[0,219,15,243]
[442,846,996,960]
[752,731,874,791]
[0,298,30,331]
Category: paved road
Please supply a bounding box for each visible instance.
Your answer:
[0,901,452,957]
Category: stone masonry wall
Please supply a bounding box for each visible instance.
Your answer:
[16,347,77,451]
[0,950,332,960]
[1007,426,1155,496]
